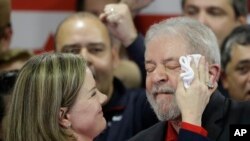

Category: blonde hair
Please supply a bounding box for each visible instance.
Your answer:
[4,53,87,141]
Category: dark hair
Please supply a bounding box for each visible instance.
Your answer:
[0,70,18,95]
[76,0,84,11]
[181,0,248,17]
[0,70,18,127]
[75,0,120,12]
[221,25,250,70]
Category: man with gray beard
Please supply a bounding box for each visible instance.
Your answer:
[147,84,180,121]
[128,17,250,141]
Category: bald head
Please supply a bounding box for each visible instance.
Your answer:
[55,12,111,51]
[54,12,117,97]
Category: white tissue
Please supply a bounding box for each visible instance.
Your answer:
[179,54,201,88]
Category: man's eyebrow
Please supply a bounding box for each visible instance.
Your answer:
[88,42,105,46]
[237,60,250,66]
[162,57,179,64]
[208,6,224,10]
[62,43,81,51]
[87,43,106,48]
[208,6,226,12]
[145,60,155,65]
[145,58,179,64]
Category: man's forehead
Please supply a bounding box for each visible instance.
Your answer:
[62,18,96,30]
[145,57,180,64]
[145,35,189,51]
[231,44,250,57]
[57,18,110,44]
[145,46,187,63]
[185,0,232,8]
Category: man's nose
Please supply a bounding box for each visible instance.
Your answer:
[79,48,92,66]
[196,12,209,25]
[151,65,169,84]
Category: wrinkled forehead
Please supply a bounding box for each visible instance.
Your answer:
[145,34,190,60]
[145,33,190,50]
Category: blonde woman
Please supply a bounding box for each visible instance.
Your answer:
[4,53,107,141]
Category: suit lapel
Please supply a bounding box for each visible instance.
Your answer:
[140,121,167,141]
[202,90,229,140]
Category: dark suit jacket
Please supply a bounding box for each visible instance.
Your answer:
[128,90,250,141]
[127,122,210,141]
[179,129,211,141]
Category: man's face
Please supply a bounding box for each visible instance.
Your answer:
[83,0,119,16]
[182,0,242,47]
[0,0,11,51]
[222,45,250,101]
[56,18,116,97]
[145,34,188,121]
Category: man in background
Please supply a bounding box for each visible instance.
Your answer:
[181,0,248,96]
[220,25,250,101]
[76,0,154,88]
[181,0,248,47]
[55,11,158,141]
[0,0,12,53]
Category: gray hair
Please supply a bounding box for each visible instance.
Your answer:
[145,17,221,65]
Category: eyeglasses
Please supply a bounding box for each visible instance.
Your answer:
[0,69,19,95]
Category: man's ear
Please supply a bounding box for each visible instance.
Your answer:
[220,70,229,89]
[0,26,12,50]
[209,64,221,84]
[237,16,247,25]
[59,107,71,128]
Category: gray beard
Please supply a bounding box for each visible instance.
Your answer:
[146,87,181,121]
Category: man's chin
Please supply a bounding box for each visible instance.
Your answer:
[157,107,181,121]
[155,93,174,103]
[152,97,180,121]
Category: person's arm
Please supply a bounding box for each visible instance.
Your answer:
[176,56,216,141]
[120,0,154,17]
[100,3,137,47]
[100,3,146,87]
[126,34,146,87]
[179,123,211,141]
[181,122,207,137]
